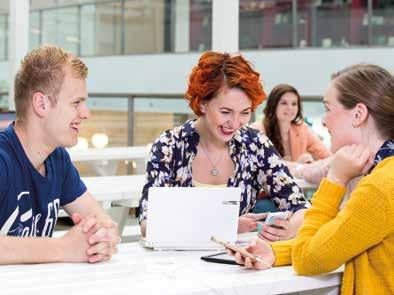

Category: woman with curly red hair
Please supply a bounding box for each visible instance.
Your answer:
[138,52,310,240]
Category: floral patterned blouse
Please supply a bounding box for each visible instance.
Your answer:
[138,120,310,222]
[371,139,394,170]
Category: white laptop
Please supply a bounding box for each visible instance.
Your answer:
[142,187,241,250]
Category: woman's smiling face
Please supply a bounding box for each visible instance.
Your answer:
[275,92,299,123]
[200,86,252,143]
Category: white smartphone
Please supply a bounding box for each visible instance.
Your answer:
[210,236,262,263]
[264,211,291,227]
[210,236,272,268]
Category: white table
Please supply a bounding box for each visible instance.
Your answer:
[68,146,148,162]
[80,175,145,233]
[81,175,145,208]
[57,175,144,232]
[0,243,343,295]
[68,146,148,175]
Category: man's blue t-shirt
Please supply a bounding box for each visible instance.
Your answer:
[0,124,87,237]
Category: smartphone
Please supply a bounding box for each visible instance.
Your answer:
[210,236,262,263]
[264,211,291,227]
[201,252,239,265]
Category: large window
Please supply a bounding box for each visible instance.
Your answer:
[41,7,80,53]
[123,0,166,54]
[80,5,96,56]
[29,11,41,50]
[190,0,212,51]
[84,2,122,56]
[28,0,212,56]
[372,1,394,46]
[3,0,393,57]
[305,1,368,47]
[240,0,393,49]
[0,13,7,60]
[240,0,293,49]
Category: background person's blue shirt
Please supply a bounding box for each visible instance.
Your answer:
[0,124,86,237]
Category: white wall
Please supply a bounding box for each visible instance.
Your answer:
[1,47,394,97]
[245,47,394,96]
[83,53,200,94]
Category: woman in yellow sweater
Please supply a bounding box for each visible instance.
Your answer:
[229,64,394,294]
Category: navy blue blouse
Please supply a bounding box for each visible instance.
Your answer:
[370,139,394,171]
[138,120,310,222]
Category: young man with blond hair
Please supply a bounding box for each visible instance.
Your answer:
[0,45,120,264]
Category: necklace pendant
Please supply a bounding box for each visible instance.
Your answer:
[211,167,219,176]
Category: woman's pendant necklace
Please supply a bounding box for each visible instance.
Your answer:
[210,167,219,176]
[199,142,224,177]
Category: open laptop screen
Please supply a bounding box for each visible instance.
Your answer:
[145,187,241,250]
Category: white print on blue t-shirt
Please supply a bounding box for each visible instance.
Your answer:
[0,191,60,237]
[0,124,87,238]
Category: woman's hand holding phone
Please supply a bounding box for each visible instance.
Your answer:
[257,211,295,242]
[223,236,275,270]
[210,236,264,264]
[237,212,269,233]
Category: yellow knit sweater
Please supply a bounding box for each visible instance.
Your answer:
[272,156,394,294]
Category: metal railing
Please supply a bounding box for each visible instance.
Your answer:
[88,92,185,146]
[0,91,324,146]
[0,91,186,146]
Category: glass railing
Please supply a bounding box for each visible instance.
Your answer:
[0,91,327,145]
[83,93,194,147]
[0,91,195,175]
[0,92,193,147]
[0,91,328,176]
[77,93,195,176]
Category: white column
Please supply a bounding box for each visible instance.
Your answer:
[8,0,30,111]
[212,0,239,53]
[174,0,190,52]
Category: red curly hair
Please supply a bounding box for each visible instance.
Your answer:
[185,51,266,116]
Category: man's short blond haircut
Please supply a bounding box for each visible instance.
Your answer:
[14,45,88,120]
